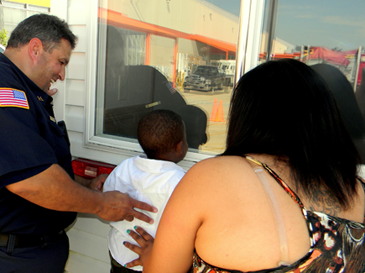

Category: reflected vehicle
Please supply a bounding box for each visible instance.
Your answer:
[101,25,208,149]
[183,65,226,93]
[0,45,5,53]
[217,60,236,86]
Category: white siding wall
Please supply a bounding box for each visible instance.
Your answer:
[65,215,111,273]
[51,1,114,272]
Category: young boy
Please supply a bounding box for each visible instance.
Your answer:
[103,109,188,273]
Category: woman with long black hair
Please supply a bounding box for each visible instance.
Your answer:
[126,59,365,273]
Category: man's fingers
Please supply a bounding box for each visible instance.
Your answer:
[46,88,58,96]
[90,174,108,191]
[131,199,158,213]
[131,209,155,224]
[99,192,157,222]
[127,198,157,223]
[124,215,134,222]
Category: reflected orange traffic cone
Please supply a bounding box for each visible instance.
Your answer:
[209,98,218,121]
[214,100,225,122]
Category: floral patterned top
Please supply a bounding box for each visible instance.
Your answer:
[191,156,365,273]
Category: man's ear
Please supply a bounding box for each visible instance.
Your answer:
[28,38,43,62]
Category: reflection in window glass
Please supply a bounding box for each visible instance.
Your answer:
[259,0,365,160]
[96,0,241,154]
[261,0,365,89]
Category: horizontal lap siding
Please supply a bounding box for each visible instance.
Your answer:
[66,215,111,273]
[62,1,112,272]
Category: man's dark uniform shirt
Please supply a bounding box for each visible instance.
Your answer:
[0,53,76,235]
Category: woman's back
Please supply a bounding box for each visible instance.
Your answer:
[190,154,365,272]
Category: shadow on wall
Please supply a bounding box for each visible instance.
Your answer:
[311,64,365,163]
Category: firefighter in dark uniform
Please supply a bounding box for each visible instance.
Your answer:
[0,14,156,273]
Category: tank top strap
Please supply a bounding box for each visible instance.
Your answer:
[358,177,365,223]
[245,156,305,209]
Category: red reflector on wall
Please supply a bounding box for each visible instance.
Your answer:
[72,158,116,179]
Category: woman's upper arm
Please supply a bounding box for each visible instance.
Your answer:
[143,160,211,273]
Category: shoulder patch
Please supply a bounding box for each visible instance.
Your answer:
[0,88,29,109]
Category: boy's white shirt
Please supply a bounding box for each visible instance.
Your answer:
[103,155,186,270]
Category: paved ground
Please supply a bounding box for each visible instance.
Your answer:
[175,85,234,154]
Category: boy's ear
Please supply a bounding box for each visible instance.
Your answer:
[175,140,183,154]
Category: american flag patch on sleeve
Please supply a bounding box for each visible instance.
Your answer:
[0,88,29,109]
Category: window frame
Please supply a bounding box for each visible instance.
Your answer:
[82,0,266,163]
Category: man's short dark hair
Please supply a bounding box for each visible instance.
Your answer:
[138,110,185,159]
[7,14,77,52]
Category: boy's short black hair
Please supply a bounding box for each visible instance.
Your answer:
[138,110,185,159]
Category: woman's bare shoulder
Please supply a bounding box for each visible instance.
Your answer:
[180,155,257,190]
[190,155,250,170]
[185,156,245,176]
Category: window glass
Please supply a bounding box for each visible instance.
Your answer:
[96,0,241,154]
[260,0,365,88]
[258,0,365,160]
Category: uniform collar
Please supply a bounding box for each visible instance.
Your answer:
[36,92,52,107]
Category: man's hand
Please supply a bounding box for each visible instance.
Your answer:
[90,173,108,191]
[99,191,158,223]
[46,88,58,96]
[123,226,155,268]
[74,174,108,192]
[6,165,157,223]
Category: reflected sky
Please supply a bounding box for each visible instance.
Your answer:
[205,0,241,17]
[205,0,365,51]
[276,0,365,51]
